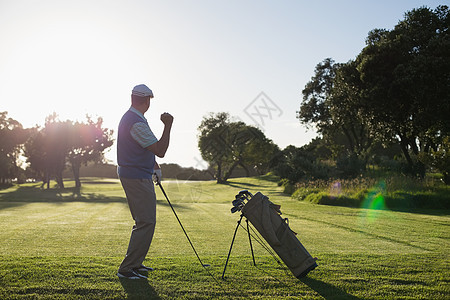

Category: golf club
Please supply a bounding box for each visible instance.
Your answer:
[154,177,230,291]
[155,180,210,268]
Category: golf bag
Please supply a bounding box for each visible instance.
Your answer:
[241,192,317,278]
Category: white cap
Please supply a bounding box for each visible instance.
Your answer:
[132,84,154,97]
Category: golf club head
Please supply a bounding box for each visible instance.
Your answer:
[235,193,249,202]
[237,189,253,198]
[232,198,245,207]
[237,190,249,196]
[231,206,240,213]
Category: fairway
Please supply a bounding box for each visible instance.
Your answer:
[0,177,448,299]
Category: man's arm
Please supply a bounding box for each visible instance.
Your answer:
[146,113,173,158]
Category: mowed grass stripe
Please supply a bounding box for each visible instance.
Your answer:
[280,201,449,254]
[0,202,131,257]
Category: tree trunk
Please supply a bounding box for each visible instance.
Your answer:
[56,174,64,189]
[55,156,65,189]
[443,172,450,185]
[399,134,414,167]
[55,166,64,188]
[216,162,222,184]
[409,136,419,156]
[350,125,360,154]
[342,126,355,153]
[71,159,81,188]
[222,160,241,182]
[239,162,250,177]
[46,170,50,189]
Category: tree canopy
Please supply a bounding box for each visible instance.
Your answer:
[24,114,114,188]
[0,112,28,184]
[198,112,279,183]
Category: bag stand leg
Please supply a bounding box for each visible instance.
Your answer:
[246,218,256,266]
[222,214,243,279]
[222,214,256,279]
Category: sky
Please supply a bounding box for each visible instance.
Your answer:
[0,0,446,169]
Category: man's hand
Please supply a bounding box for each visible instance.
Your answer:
[160,113,173,126]
[153,169,162,184]
[146,112,173,158]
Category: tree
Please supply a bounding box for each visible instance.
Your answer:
[242,130,280,175]
[299,6,449,177]
[297,58,336,135]
[298,59,375,161]
[23,127,48,184]
[418,136,450,184]
[24,114,114,188]
[67,116,114,187]
[272,145,329,183]
[26,116,80,188]
[329,60,374,158]
[0,112,28,184]
[357,5,450,176]
[198,112,277,183]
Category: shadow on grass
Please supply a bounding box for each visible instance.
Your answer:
[300,277,361,300]
[388,207,450,216]
[297,214,433,251]
[222,181,263,189]
[0,185,125,203]
[81,180,119,185]
[223,181,287,196]
[248,263,361,299]
[119,278,162,300]
[256,174,280,182]
[222,175,291,199]
[0,184,193,212]
[0,183,13,190]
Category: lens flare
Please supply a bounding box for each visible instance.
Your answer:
[330,181,342,198]
[359,181,387,225]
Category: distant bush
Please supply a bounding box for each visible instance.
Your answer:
[336,153,366,178]
[159,163,214,181]
[303,192,360,207]
[292,175,450,210]
[377,156,403,172]
[272,145,330,184]
[62,162,215,181]
[63,163,118,179]
[278,178,295,195]
[291,186,321,200]
[385,191,450,209]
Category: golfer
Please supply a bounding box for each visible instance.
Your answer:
[116,84,173,279]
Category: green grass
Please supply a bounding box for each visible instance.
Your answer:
[0,176,449,299]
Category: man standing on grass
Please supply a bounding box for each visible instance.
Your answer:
[116,84,173,279]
